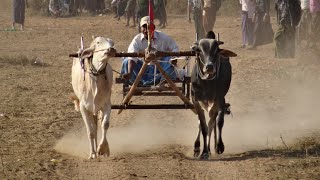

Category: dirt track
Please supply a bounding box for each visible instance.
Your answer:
[1,2,320,179]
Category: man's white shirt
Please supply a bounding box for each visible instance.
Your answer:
[240,0,256,18]
[127,31,179,62]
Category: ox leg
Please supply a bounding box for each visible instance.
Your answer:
[208,110,218,155]
[93,115,98,151]
[97,103,111,157]
[215,105,225,154]
[193,123,201,157]
[125,12,129,26]
[199,112,209,159]
[193,102,203,157]
[80,104,97,159]
[196,108,209,159]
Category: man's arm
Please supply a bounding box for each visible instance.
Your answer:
[122,35,141,80]
[127,35,141,62]
[170,39,179,52]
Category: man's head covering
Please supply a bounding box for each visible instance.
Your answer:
[140,16,150,27]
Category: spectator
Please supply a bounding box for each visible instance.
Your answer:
[64,0,70,15]
[192,0,205,40]
[187,0,192,22]
[274,0,301,58]
[202,0,220,35]
[297,0,311,47]
[310,0,320,47]
[240,0,256,48]
[111,0,119,18]
[12,0,28,30]
[115,0,128,20]
[248,0,273,49]
[49,0,65,17]
[125,0,136,27]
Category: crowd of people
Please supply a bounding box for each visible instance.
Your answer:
[111,0,167,28]
[239,0,320,58]
[11,0,320,60]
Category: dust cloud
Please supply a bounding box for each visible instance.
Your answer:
[55,110,198,158]
[224,67,320,153]
[55,66,320,158]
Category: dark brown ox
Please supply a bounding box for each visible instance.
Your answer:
[191,31,233,159]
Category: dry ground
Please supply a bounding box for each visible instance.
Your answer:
[1,2,320,179]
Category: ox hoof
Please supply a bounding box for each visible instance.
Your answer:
[216,142,225,154]
[200,152,210,160]
[88,153,97,159]
[97,141,110,157]
[194,150,200,157]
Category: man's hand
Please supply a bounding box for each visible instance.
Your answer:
[170,59,177,66]
[145,48,156,62]
[123,60,136,80]
[122,73,131,80]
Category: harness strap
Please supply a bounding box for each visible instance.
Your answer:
[89,62,107,76]
[196,52,221,81]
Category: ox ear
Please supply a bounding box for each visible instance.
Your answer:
[107,38,115,47]
[92,35,96,40]
[219,49,237,57]
[81,47,94,59]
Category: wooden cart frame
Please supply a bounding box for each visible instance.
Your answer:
[111,50,197,114]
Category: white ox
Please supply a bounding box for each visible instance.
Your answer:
[70,37,116,159]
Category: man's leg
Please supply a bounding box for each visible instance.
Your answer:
[187,0,192,22]
[310,12,320,47]
[241,11,248,48]
[274,25,286,58]
[121,58,138,81]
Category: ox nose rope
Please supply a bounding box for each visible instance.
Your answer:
[93,47,117,55]
[112,69,121,75]
[196,52,220,81]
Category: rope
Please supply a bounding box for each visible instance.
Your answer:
[196,52,220,81]
[112,69,121,75]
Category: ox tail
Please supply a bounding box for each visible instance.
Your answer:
[69,93,80,112]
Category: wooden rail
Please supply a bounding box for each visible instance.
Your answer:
[69,50,196,58]
[111,104,194,110]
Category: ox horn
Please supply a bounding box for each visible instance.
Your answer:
[81,46,95,59]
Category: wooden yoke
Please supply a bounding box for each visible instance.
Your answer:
[69,51,196,58]
[114,51,196,58]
